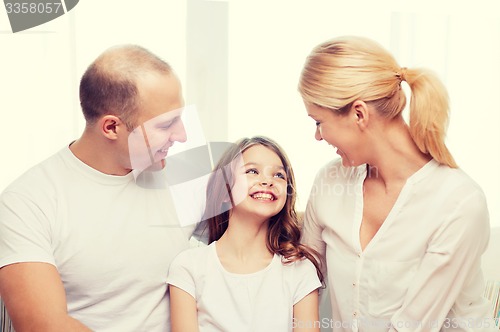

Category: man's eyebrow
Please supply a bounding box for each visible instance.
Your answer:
[156,116,179,125]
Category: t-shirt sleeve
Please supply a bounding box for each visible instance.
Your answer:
[166,250,197,299]
[292,258,322,305]
[0,190,55,268]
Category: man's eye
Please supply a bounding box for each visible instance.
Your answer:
[159,117,179,129]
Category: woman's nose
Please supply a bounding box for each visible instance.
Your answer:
[315,127,323,141]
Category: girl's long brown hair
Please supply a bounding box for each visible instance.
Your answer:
[201,136,323,282]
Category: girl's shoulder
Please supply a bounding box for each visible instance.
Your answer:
[171,242,214,266]
[278,256,319,275]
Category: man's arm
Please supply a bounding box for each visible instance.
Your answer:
[0,262,92,332]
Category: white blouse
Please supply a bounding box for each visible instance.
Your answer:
[166,242,321,332]
[303,159,495,331]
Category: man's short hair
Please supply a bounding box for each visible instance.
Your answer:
[79,45,172,130]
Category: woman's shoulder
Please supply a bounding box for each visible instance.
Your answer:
[314,158,365,183]
[428,161,485,197]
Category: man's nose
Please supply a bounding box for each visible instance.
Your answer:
[171,119,187,143]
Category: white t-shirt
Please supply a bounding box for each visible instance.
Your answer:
[0,145,194,332]
[302,158,495,332]
[166,241,322,332]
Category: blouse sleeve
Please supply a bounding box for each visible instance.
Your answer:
[166,250,197,299]
[390,189,494,331]
[301,173,327,277]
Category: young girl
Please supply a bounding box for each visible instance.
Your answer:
[167,136,323,332]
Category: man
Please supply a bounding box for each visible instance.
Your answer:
[0,45,192,331]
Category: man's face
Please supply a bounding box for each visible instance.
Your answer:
[127,73,187,173]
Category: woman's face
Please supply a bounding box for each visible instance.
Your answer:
[305,102,364,167]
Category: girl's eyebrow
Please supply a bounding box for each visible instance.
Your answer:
[242,162,285,171]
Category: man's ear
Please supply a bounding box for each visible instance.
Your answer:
[352,100,369,130]
[99,115,123,140]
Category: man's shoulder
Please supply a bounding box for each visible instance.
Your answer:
[2,147,70,196]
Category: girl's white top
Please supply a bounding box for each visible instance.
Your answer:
[167,241,321,332]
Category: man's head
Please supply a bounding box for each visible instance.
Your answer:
[79,45,173,130]
[77,45,186,174]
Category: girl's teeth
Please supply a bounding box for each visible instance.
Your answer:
[252,193,274,200]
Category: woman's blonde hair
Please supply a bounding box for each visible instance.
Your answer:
[299,36,457,168]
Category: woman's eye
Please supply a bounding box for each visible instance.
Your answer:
[315,121,321,127]
[245,168,258,174]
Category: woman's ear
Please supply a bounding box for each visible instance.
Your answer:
[99,115,124,140]
[352,100,369,130]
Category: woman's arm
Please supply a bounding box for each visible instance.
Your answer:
[390,190,493,331]
[293,290,320,332]
[169,285,199,332]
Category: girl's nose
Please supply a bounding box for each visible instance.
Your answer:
[260,176,273,186]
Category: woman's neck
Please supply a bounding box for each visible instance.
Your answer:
[366,118,431,188]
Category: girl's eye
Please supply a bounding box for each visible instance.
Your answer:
[274,172,286,180]
[245,168,258,175]
[315,121,320,127]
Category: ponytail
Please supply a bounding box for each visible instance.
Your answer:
[299,36,458,168]
[402,68,458,168]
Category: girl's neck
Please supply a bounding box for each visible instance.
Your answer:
[215,213,273,274]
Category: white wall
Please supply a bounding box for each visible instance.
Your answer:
[0,0,186,190]
[1,0,499,227]
[225,0,500,227]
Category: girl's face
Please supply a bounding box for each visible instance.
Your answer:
[305,102,364,167]
[230,145,288,221]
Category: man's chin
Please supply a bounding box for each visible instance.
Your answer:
[145,159,166,172]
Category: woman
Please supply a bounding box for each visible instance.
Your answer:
[298,36,494,331]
